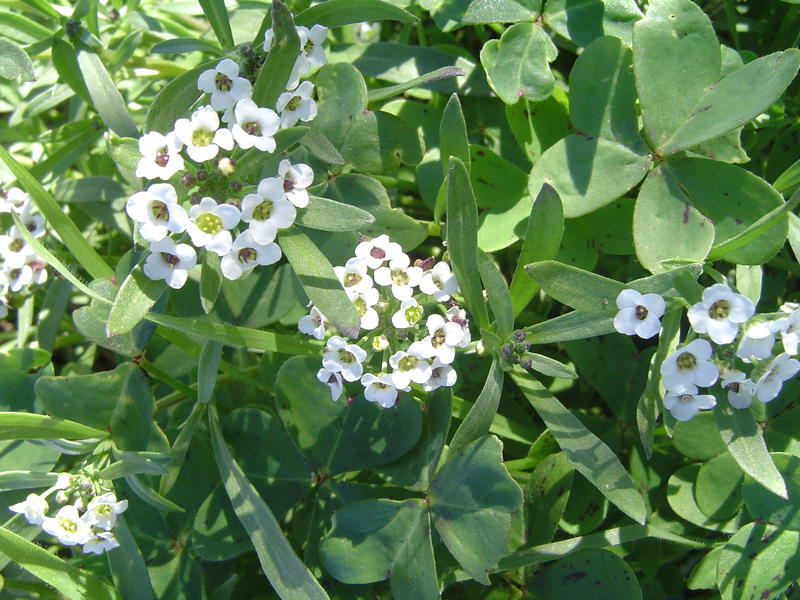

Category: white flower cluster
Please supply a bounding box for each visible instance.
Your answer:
[127,27,327,288]
[8,473,127,555]
[613,283,800,421]
[298,235,468,408]
[0,187,48,317]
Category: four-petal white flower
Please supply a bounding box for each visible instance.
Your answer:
[663,385,717,421]
[174,105,235,162]
[143,238,197,289]
[220,230,281,280]
[688,283,754,345]
[126,183,188,242]
[136,131,185,180]
[196,59,253,114]
[613,289,665,339]
[230,98,280,152]
[276,81,318,128]
[187,197,241,256]
[660,339,718,393]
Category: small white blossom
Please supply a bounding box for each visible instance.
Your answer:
[220,231,281,280]
[374,253,423,300]
[361,373,406,408]
[391,298,424,329]
[264,26,308,90]
[663,385,717,421]
[83,530,120,555]
[0,229,33,268]
[372,334,390,351]
[736,321,777,362]
[322,336,367,382]
[16,206,45,239]
[349,286,380,331]
[26,255,47,286]
[230,98,280,152]
[389,350,432,389]
[423,358,457,391]
[660,339,719,392]
[688,283,755,345]
[613,289,665,339]
[135,131,185,180]
[41,505,92,546]
[334,257,373,295]
[299,24,328,72]
[276,81,317,128]
[298,306,328,340]
[0,187,31,214]
[317,367,343,401]
[187,197,241,256]
[83,492,128,530]
[174,105,235,162]
[755,353,800,403]
[143,238,197,289]
[354,234,403,269]
[55,473,72,490]
[8,493,48,525]
[722,371,756,409]
[445,305,471,347]
[6,264,33,292]
[414,314,464,364]
[196,59,252,113]
[241,178,296,245]
[776,306,800,355]
[125,183,188,242]
[277,159,313,208]
[419,261,458,302]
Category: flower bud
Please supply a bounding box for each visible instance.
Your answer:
[196,169,207,181]
[230,180,242,192]
[512,330,526,343]
[520,357,532,369]
[190,193,202,205]
[217,157,236,176]
[500,343,514,359]
[64,19,80,37]
[180,172,197,188]
[55,490,69,504]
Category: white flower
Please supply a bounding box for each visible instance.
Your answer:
[391,298,424,329]
[413,314,464,364]
[361,373,406,408]
[264,26,308,90]
[374,253,423,300]
[0,229,33,268]
[6,264,33,292]
[143,238,197,289]
[334,257,373,295]
[83,492,128,530]
[419,261,458,302]
[755,353,800,403]
[9,493,48,525]
[298,24,328,72]
[135,131,185,180]
[220,231,281,280]
[389,350,431,389]
[240,178,296,245]
[613,289,665,339]
[16,206,45,239]
[372,334,390,351]
[722,371,756,409]
[445,305,471,348]
[0,187,31,214]
[354,234,403,269]
[174,105,235,162]
[298,306,328,340]
[688,283,755,345]
[776,307,800,355]
[55,473,72,490]
[26,254,47,286]
[350,286,380,331]
[83,530,120,555]
[663,385,717,421]
[317,367,343,401]
[187,197,241,256]
[277,159,313,208]
[659,339,719,392]
[41,505,92,546]
[736,321,777,362]
[196,59,252,113]
[125,183,188,242]
[230,98,280,152]
[423,358,457,392]
[276,81,317,128]
[322,336,367,382]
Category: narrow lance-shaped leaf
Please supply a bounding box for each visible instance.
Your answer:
[198,0,234,49]
[0,412,106,440]
[512,369,648,524]
[107,516,157,600]
[252,0,300,108]
[477,251,514,338]
[448,360,504,455]
[200,252,222,314]
[368,66,464,103]
[446,157,489,329]
[208,402,331,600]
[295,0,418,27]
[198,340,223,404]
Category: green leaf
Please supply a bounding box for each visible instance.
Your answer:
[145,312,319,355]
[512,369,647,524]
[0,527,116,600]
[526,353,578,379]
[446,156,490,329]
[714,403,787,499]
[695,452,743,521]
[150,38,222,55]
[528,135,650,218]
[75,41,137,138]
[429,0,537,31]
[449,360,504,455]
[633,166,715,273]
[526,310,616,343]
[436,94,469,221]
[543,0,642,47]
[198,0,234,49]
[0,38,34,81]
[742,453,800,530]
[279,227,361,338]
[469,143,528,209]
[107,266,166,336]
[51,38,91,103]
[0,412,106,440]
[295,196,376,231]
[208,403,331,600]
[107,516,156,600]
[295,0,418,27]
[125,474,184,513]
[774,157,800,196]
[198,340,223,405]
[253,1,300,108]
[200,251,222,314]
[666,464,742,533]
[661,50,800,155]
[633,0,720,151]
[429,435,524,584]
[0,470,56,491]
[480,23,557,105]
[0,146,113,280]
[145,60,214,133]
[505,88,571,164]
[717,523,800,600]
[367,66,464,103]
[100,453,169,479]
[477,251,514,338]
[672,411,727,460]
[527,452,575,545]
[533,548,643,599]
